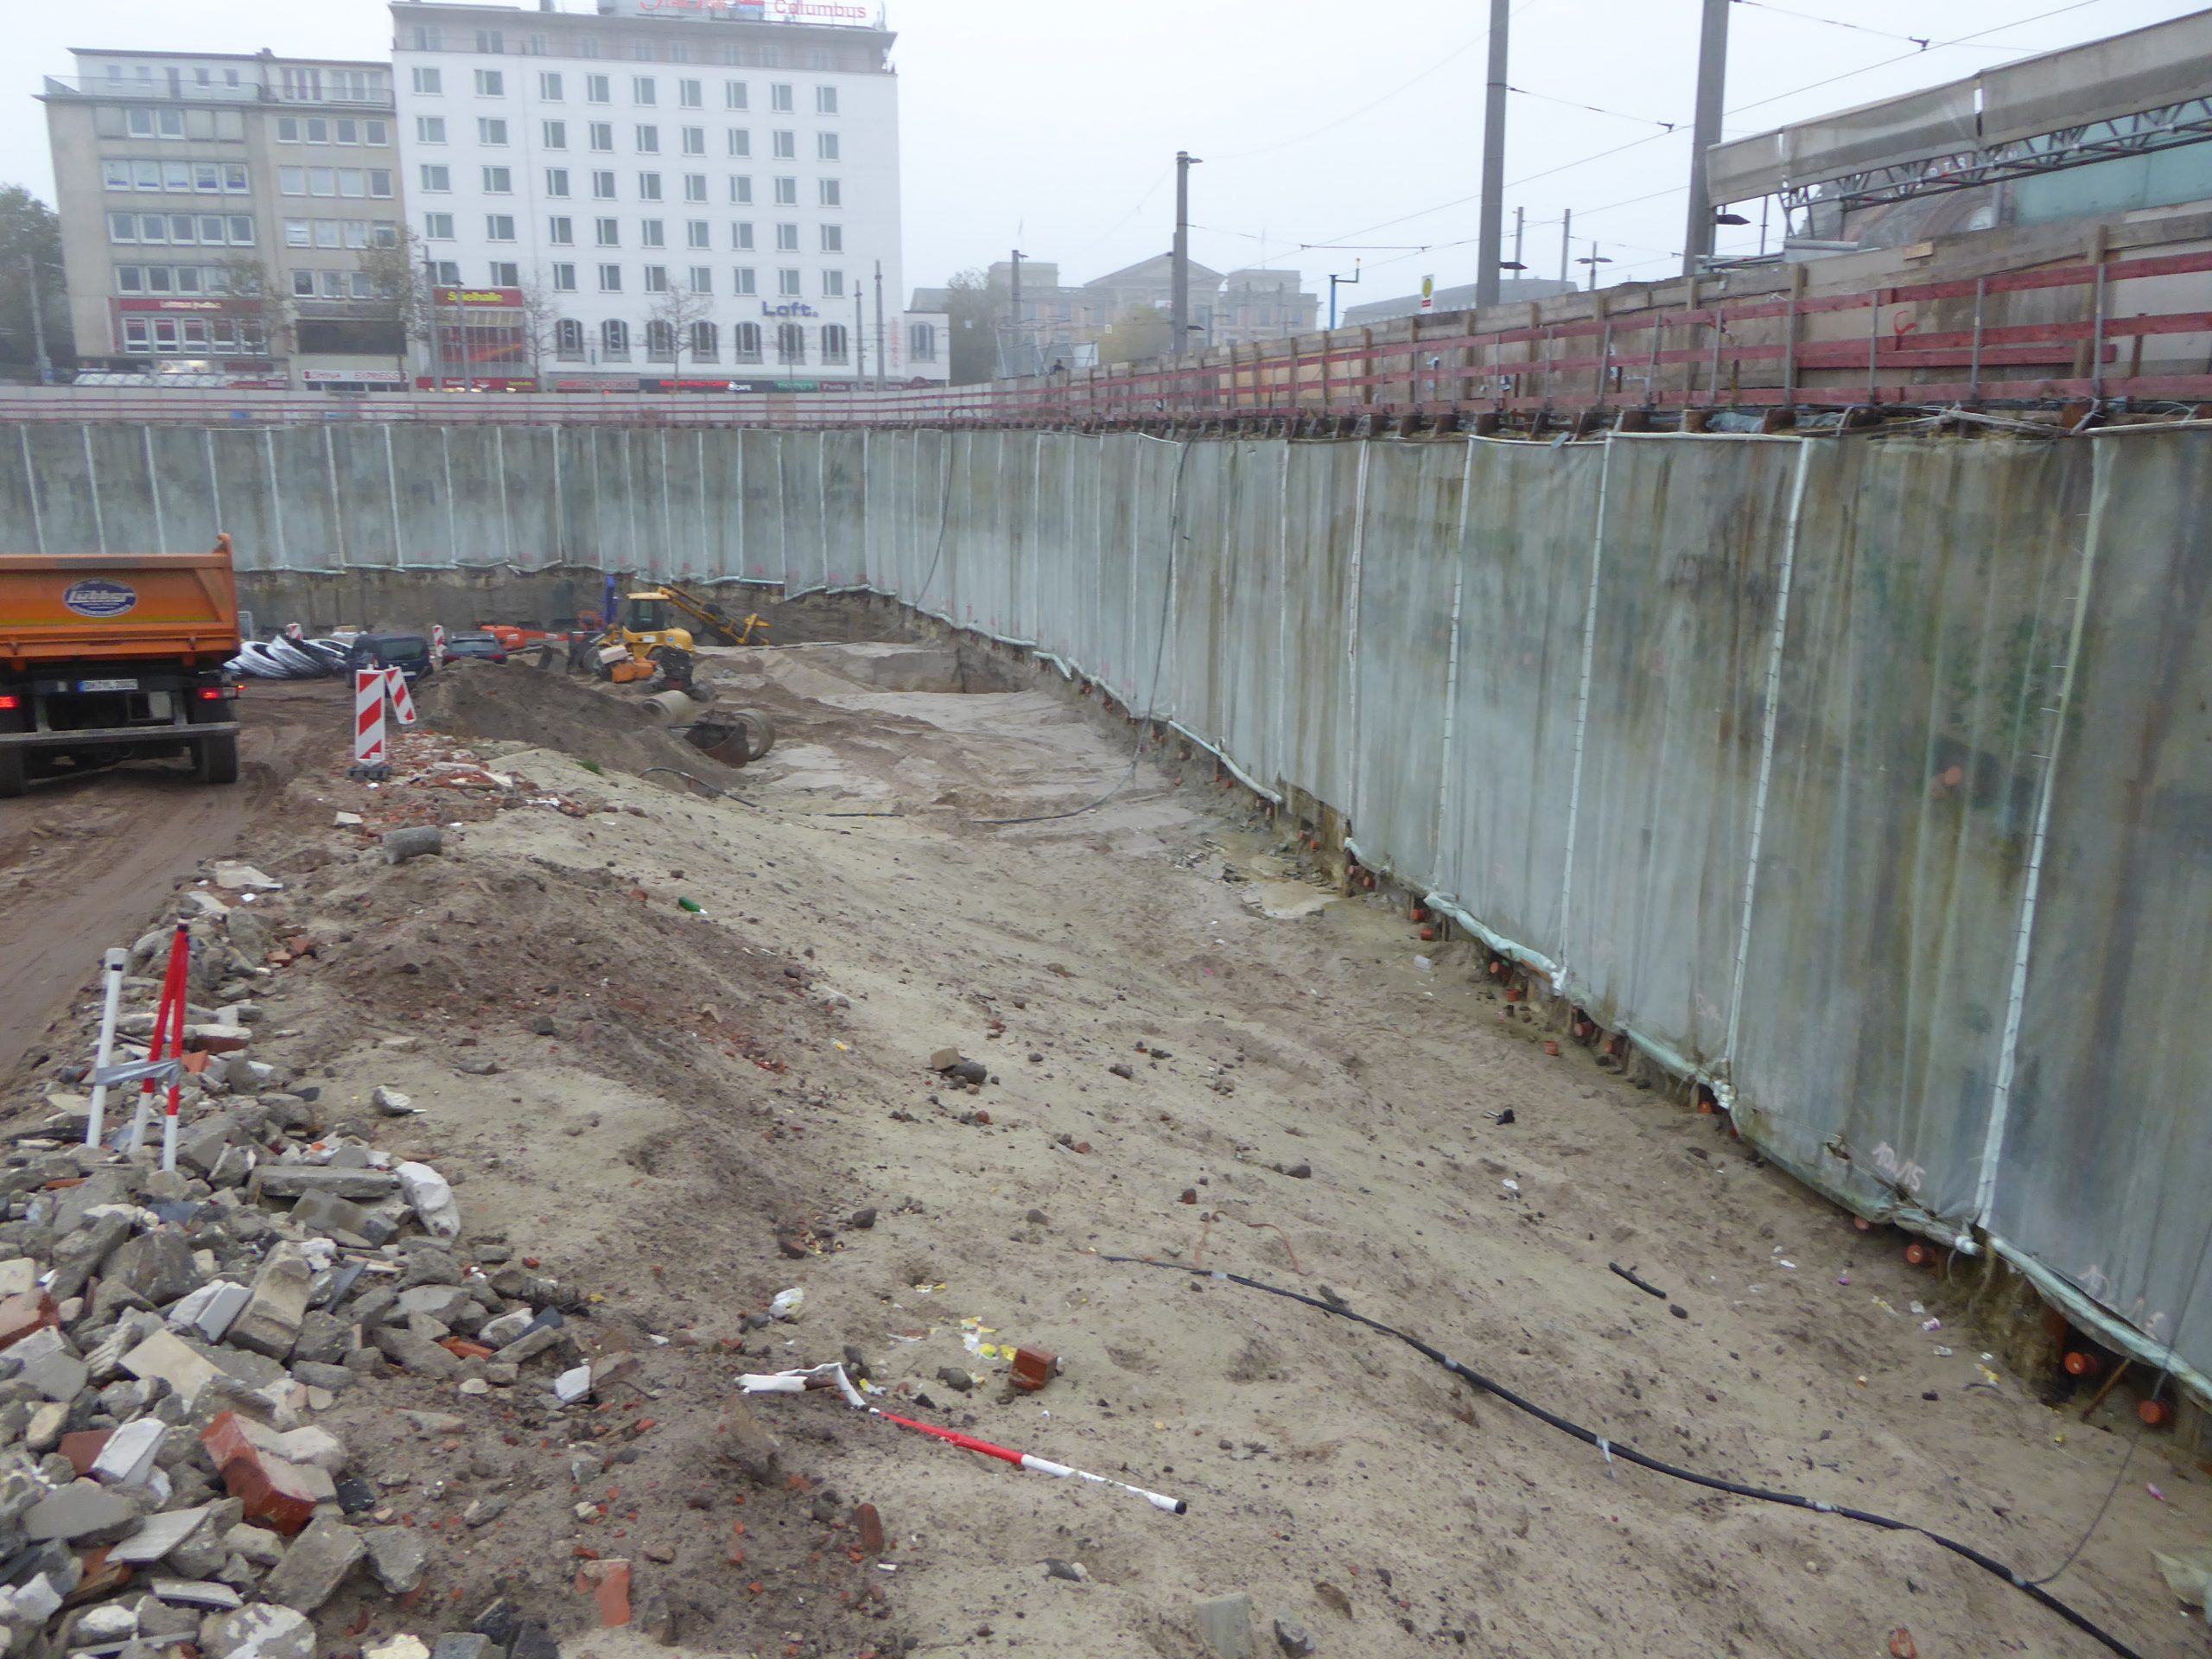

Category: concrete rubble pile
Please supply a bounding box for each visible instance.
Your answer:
[2,897,601,1659]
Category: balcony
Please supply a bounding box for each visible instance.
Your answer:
[43,75,395,109]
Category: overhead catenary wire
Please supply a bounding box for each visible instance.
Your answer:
[1096,1255,2148,1659]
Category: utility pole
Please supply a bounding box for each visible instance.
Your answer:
[1512,206,1525,276]
[854,289,865,385]
[1559,208,1572,285]
[1681,0,1730,276]
[1473,0,1510,309]
[873,260,885,391]
[1327,260,1360,330]
[1008,248,1023,377]
[22,253,52,385]
[1172,150,1199,358]
[422,248,442,391]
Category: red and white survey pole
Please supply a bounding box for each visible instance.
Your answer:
[349,667,418,779]
[740,1363,1188,1516]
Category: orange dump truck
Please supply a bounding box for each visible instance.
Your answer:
[0,537,243,798]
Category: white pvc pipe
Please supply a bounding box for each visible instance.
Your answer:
[82,948,127,1150]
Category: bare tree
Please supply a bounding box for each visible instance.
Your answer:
[355,229,432,375]
[515,275,562,384]
[215,254,292,362]
[646,279,713,384]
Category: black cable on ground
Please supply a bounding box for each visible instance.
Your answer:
[1099,1254,2145,1659]
[966,436,1194,829]
[639,766,761,809]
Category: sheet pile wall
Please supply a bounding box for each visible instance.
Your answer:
[5,420,2204,1385]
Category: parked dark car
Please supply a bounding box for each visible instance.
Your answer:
[345,632,435,682]
[442,630,509,664]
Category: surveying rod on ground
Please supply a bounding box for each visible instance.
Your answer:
[82,949,128,1149]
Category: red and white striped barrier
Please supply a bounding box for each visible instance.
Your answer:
[431,624,448,667]
[352,667,418,776]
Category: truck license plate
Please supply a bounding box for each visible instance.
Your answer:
[77,678,138,692]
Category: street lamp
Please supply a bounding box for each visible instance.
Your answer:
[1327,260,1362,331]
[1575,243,1613,290]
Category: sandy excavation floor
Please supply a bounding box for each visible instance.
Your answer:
[7,626,2207,1659]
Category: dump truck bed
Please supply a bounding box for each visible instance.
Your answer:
[0,550,241,671]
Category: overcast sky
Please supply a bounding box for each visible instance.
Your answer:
[5,0,2205,308]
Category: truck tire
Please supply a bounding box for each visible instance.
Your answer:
[0,747,22,799]
[195,734,240,785]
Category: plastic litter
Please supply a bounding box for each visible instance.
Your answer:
[769,1287,804,1322]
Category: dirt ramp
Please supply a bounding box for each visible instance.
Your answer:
[414,659,741,786]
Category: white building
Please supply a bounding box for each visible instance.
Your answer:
[390,0,945,391]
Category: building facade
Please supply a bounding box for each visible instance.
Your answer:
[40,51,411,389]
[390,0,945,391]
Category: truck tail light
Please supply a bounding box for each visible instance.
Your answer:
[0,694,18,710]
[197,687,226,701]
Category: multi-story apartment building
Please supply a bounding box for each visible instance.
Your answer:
[390,0,946,391]
[39,51,411,390]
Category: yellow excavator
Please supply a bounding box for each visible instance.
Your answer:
[573,582,772,685]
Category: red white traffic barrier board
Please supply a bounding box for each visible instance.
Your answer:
[353,667,418,770]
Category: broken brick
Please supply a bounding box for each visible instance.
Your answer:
[59,1431,113,1478]
[575,1558,631,1627]
[855,1503,884,1555]
[200,1412,322,1535]
[0,1293,60,1351]
[437,1338,495,1362]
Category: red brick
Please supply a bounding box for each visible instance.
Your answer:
[58,1431,112,1478]
[855,1503,885,1555]
[200,1411,321,1535]
[62,1548,131,1607]
[0,1293,60,1351]
[575,1558,632,1626]
[437,1338,495,1361]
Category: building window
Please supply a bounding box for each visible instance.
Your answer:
[908,321,938,363]
[642,220,665,247]
[411,67,442,94]
[424,212,454,239]
[546,167,571,197]
[315,219,340,248]
[475,29,505,54]
[600,266,623,296]
[684,175,708,204]
[416,116,446,144]
[421,163,451,193]
[334,118,359,145]
[644,264,669,293]
[306,118,331,144]
[283,218,309,246]
[819,178,841,207]
[540,71,564,100]
[726,129,751,160]
[821,323,848,363]
[734,266,757,294]
[729,177,753,206]
[817,131,839,161]
[595,217,620,245]
[528,33,549,55]
[778,268,801,296]
[772,130,796,159]
[679,78,702,108]
[479,118,509,146]
[486,214,517,241]
[682,126,705,156]
[432,259,460,284]
[774,178,798,207]
[339,169,366,199]
[543,119,568,149]
[732,223,755,251]
[816,86,838,114]
[639,174,663,202]
[689,265,712,292]
[770,83,793,111]
[550,216,574,245]
[820,225,842,253]
[312,168,340,198]
[475,69,505,97]
[589,122,614,151]
[371,169,393,199]
[630,75,655,104]
[734,321,761,361]
[552,263,577,292]
[686,219,710,248]
[691,320,718,360]
[646,319,675,360]
[592,171,617,200]
[371,221,396,247]
[635,125,660,154]
[587,73,611,103]
[483,166,513,194]
[367,119,390,146]
[775,223,798,251]
[822,268,842,296]
[280,167,307,196]
[342,219,369,248]
[490,261,519,286]
[115,264,143,293]
[776,321,804,363]
[556,317,584,359]
[725,79,749,110]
